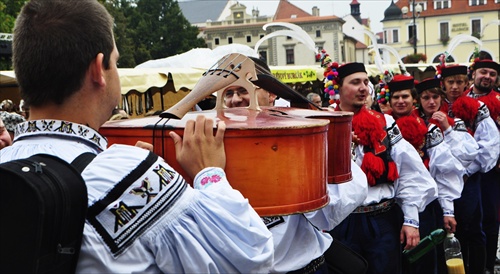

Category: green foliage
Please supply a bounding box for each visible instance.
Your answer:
[0,0,206,69]
[403,53,427,64]
[0,0,28,70]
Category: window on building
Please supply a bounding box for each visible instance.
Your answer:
[260,34,265,39]
[469,0,486,5]
[408,24,417,43]
[439,22,449,41]
[228,37,233,44]
[434,0,450,9]
[316,30,321,38]
[214,38,220,45]
[471,19,481,38]
[384,28,400,43]
[246,35,251,43]
[392,29,399,43]
[286,36,292,40]
[286,48,294,64]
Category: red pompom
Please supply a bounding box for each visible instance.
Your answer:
[395,116,427,150]
[361,152,385,186]
[387,161,399,182]
[479,93,500,122]
[451,96,479,124]
[352,109,385,147]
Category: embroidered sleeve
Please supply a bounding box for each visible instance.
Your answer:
[452,119,468,133]
[475,102,491,126]
[425,125,444,149]
[403,218,419,228]
[193,167,226,190]
[386,122,403,145]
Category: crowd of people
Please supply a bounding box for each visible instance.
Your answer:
[1,0,499,273]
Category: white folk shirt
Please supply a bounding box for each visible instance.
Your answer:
[425,124,465,216]
[0,120,274,273]
[352,114,438,228]
[266,161,368,273]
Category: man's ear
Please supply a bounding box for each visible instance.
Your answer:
[90,53,106,86]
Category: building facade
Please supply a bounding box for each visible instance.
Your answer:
[200,1,355,66]
[382,0,500,64]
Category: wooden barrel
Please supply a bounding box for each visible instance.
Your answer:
[100,108,330,216]
[271,108,353,184]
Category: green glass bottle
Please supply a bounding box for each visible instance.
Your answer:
[403,228,447,264]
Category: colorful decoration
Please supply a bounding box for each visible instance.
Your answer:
[374,70,394,105]
[319,49,340,105]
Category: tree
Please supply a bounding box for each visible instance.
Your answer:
[131,0,206,65]
[0,0,28,70]
[101,0,138,68]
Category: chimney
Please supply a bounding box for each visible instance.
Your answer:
[312,6,320,16]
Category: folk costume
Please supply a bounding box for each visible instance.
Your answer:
[329,63,437,274]
[0,120,274,273]
[265,161,368,273]
[440,64,500,274]
[465,59,500,273]
[387,76,461,274]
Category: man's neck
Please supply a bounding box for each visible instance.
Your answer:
[338,102,361,114]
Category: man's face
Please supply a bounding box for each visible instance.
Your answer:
[473,67,498,93]
[338,72,369,111]
[0,119,12,149]
[419,90,442,117]
[390,89,414,117]
[223,86,274,108]
[443,75,467,102]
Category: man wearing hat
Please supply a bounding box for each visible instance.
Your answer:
[222,56,370,273]
[385,75,463,274]
[440,64,500,274]
[329,63,437,274]
[465,59,500,274]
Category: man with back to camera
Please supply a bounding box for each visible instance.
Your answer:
[0,0,275,272]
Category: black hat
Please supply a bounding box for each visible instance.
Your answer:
[388,74,414,92]
[473,59,500,73]
[249,57,320,108]
[336,62,367,79]
[415,78,441,94]
[441,65,467,78]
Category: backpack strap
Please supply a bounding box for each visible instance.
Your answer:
[71,152,96,173]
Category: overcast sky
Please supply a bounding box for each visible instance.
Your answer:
[237,0,393,33]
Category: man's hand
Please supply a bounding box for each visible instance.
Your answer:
[400,225,420,250]
[135,140,153,151]
[431,111,450,131]
[169,115,226,179]
[443,216,457,233]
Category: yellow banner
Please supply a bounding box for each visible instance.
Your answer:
[271,68,318,83]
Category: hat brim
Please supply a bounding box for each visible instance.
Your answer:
[251,74,321,109]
